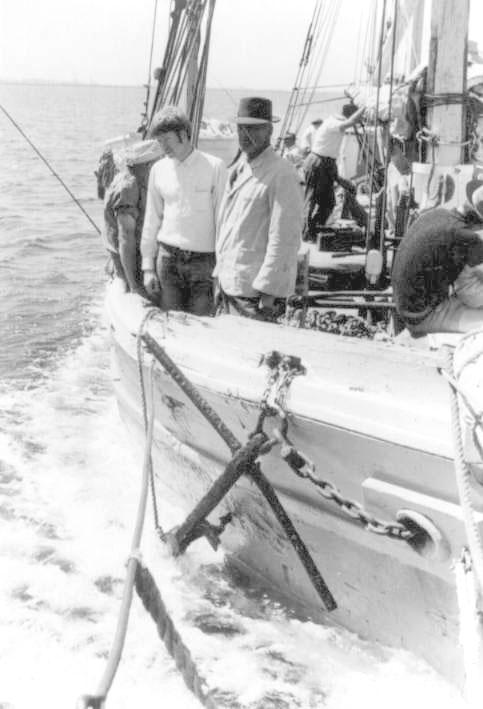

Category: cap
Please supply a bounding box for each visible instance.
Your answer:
[124,139,163,166]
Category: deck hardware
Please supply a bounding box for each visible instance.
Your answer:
[396,510,450,561]
[165,514,234,554]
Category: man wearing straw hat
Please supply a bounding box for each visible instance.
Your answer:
[215,97,304,321]
[102,139,163,294]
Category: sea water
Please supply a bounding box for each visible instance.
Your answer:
[0,82,468,708]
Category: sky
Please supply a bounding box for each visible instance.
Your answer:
[0,0,482,91]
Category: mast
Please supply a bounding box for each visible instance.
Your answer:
[426,0,470,165]
[145,0,215,145]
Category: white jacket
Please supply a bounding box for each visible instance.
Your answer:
[215,147,303,298]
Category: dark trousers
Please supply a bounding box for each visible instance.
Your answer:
[217,289,285,322]
[303,153,338,241]
[156,243,215,316]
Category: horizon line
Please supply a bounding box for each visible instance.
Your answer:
[0,78,344,94]
[0,78,292,91]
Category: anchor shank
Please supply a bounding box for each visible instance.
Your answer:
[173,433,267,554]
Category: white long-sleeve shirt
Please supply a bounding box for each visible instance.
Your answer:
[140,149,226,269]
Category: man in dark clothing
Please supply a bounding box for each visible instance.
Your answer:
[302,102,365,241]
[392,181,483,334]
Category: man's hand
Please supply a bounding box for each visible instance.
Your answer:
[337,176,356,194]
[143,269,160,297]
[258,292,276,310]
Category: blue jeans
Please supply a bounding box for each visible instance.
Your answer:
[156,243,215,316]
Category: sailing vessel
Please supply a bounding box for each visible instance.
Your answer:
[105,0,483,694]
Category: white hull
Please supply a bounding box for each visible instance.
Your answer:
[106,279,483,686]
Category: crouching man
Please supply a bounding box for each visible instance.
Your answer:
[141,106,227,315]
[215,97,304,321]
[392,181,483,334]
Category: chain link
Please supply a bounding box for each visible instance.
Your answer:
[258,351,415,543]
[279,444,413,540]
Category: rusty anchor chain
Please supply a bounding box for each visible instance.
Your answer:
[258,350,416,543]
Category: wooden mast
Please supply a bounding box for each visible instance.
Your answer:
[426,0,470,165]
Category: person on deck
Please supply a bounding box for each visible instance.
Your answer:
[102,140,162,295]
[300,118,323,156]
[95,148,117,200]
[215,97,304,321]
[141,106,227,315]
[303,103,365,241]
[391,181,483,335]
[282,132,304,169]
[386,137,411,237]
[282,132,304,183]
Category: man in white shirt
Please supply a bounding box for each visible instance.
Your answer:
[300,118,322,156]
[303,103,365,241]
[141,106,227,315]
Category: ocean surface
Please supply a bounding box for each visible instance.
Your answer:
[0,82,469,708]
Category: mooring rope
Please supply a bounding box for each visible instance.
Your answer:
[135,564,219,708]
[77,362,156,709]
[137,308,166,537]
[443,346,483,590]
[455,549,483,706]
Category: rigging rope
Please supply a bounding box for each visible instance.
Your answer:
[365,0,388,255]
[188,0,217,145]
[278,0,322,142]
[146,0,214,147]
[294,0,343,136]
[141,0,160,132]
[279,0,343,142]
[171,3,206,105]
[377,0,399,255]
[0,103,101,236]
[148,0,185,125]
